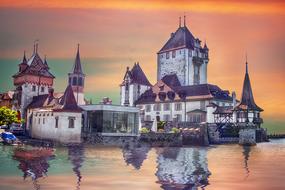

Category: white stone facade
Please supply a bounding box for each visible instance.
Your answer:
[27,109,82,143]
[157,47,208,86]
[20,83,50,119]
[120,83,150,107]
[139,99,233,123]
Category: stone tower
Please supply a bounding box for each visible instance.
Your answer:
[12,43,55,119]
[120,63,152,106]
[157,16,209,86]
[68,44,85,105]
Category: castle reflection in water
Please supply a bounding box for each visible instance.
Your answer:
[10,145,253,190]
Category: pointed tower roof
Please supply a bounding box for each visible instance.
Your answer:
[22,51,27,64]
[126,63,152,86]
[60,85,82,112]
[72,44,83,74]
[236,61,263,112]
[158,22,196,53]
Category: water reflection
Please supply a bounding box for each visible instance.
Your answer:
[155,147,211,190]
[242,145,251,180]
[67,145,85,190]
[12,147,55,190]
[122,144,151,170]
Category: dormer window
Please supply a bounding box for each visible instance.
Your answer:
[41,86,44,92]
[32,85,36,92]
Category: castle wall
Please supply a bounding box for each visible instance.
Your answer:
[30,110,82,143]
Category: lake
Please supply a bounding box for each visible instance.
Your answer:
[0,139,285,190]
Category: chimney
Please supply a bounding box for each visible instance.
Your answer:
[232,91,236,108]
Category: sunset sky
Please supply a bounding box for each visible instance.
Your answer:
[0,0,284,129]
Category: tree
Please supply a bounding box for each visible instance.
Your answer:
[0,106,20,128]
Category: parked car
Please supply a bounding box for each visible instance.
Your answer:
[10,123,25,135]
[1,132,17,145]
[0,125,8,129]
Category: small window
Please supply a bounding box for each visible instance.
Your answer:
[164,103,170,111]
[55,116,59,128]
[47,113,49,116]
[69,77,72,85]
[38,118,40,124]
[32,85,36,92]
[172,50,176,58]
[41,86,45,92]
[72,77,77,86]
[174,103,182,111]
[68,117,75,128]
[163,114,170,121]
[145,115,151,121]
[43,118,45,124]
[78,77,83,86]
[146,105,151,112]
[175,114,182,122]
[166,52,169,59]
[154,104,161,111]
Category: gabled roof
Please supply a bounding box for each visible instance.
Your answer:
[235,62,263,112]
[158,26,196,53]
[28,85,81,112]
[123,63,152,86]
[161,74,181,88]
[71,45,84,74]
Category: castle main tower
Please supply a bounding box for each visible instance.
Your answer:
[157,16,209,86]
[68,44,85,105]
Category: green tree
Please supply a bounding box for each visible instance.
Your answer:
[0,106,20,128]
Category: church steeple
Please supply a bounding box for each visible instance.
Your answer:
[68,44,85,105]
[72,44,83,74]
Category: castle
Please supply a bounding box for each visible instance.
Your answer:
[120,17,264,144]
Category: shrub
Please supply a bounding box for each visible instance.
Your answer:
[140,127,150,133]
[171,127,180,133]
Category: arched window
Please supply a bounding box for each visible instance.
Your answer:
[73,77,77,85]
[78,77,83,86]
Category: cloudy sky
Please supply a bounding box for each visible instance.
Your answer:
[0,0,285,124]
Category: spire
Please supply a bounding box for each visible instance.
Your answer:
[245,53,248,74]
[179,16,181,28]
[33,39,39,54]
[72,44,83,74]
[183,14,186,27]
[23,51,27,63]
[239,59,263,111]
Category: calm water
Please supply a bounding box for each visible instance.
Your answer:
[0,139,285,190]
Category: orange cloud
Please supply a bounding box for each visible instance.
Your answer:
[1,0,285,14]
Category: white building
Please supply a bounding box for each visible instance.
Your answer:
[136,74,234,123]
[26,85,82,143]
[120,62,152,106]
